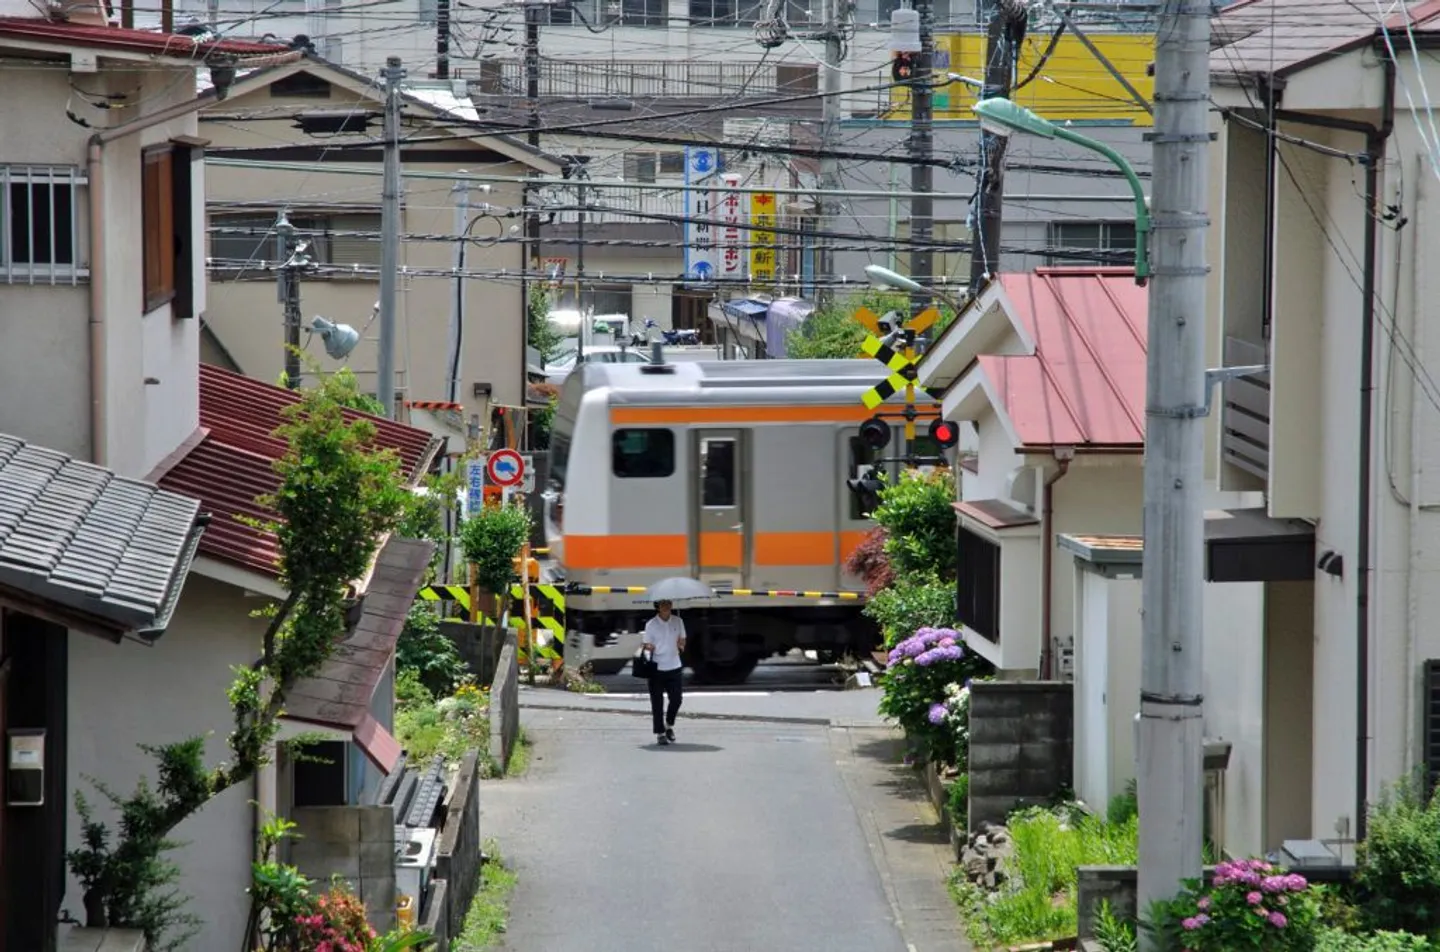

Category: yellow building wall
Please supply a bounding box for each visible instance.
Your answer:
[889,32,1154,127]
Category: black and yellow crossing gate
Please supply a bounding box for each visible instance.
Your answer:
[417,582,566,637]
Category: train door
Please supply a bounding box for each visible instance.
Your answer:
[692,429,747,589]
[839,426,881,591]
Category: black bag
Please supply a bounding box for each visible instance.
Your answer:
[632,648,657,679]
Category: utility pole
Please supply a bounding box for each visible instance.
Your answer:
[276,212,303,389]
[817,0,846,299]
[907,0,934,458]
[378,57,405,418]
[575,165,588,360]
[448,180,470,404]
[969,0,1026,293]
[520,1,542,417]
[436,0,450,79]
[1136,0,1212,943]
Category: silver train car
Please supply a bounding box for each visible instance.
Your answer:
[543,355,926,683]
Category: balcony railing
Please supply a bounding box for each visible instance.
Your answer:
[467,59,818,101]
[1220,336,1271,481]
[546,183,686,225]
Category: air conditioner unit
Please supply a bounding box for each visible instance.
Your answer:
[395,826,439,915]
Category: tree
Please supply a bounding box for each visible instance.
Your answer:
[528,285,565,365]
[67,370,411,946]
[786,289,957,359]
[458,500,532,628]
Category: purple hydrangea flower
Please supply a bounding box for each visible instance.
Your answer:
[928,703,947,724]
[1268,911,1287,928]
[1181,918,1201,931]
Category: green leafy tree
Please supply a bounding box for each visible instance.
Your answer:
[786,290,955,359]
[528,286,565,365]
[67,369,410,945]
[459,501,533,626]
[1354,775,1440,936]
[397,603,468,697]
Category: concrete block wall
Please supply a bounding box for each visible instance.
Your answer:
[490,632,521,771]
[442,622,505,685]
[434,750,483,942]
[291,805,398,934]
[967,681,1074,831]
[417,878,450,951]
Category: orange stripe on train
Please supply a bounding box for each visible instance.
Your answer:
[563,532,868,570]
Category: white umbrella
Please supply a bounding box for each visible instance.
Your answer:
[636,576,715,605]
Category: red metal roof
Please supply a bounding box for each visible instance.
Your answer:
[158,364,442,578]
[0,17,293,57]
[285,537,435,775]
[979,268,1147,450]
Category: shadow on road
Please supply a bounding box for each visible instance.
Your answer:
[639,743,724,753]
[884,821,950,845]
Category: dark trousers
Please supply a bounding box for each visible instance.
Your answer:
[649,667,684,734]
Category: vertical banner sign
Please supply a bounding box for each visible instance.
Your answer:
[748,191,777,283]
[683,147,717,282]
[717,173,744,279]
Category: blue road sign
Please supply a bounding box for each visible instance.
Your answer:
[467,460,484,515]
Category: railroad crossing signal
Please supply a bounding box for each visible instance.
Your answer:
[857,305,942,441]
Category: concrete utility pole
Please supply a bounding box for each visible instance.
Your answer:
[520,1,543,416]
[969,0,1026,292]
[378,57,405,418]
[276,212,303,389]
[448,180,470,404]
[575,164,588,361]
[818,0,846,298]
[1136,0,1212,943]
[908,0,934,323]
[436,0,450,79]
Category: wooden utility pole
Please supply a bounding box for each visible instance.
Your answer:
[968,0,1027,293]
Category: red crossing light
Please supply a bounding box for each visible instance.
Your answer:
[929,418,959,449]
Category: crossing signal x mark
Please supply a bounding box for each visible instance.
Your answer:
[859,334,939,410]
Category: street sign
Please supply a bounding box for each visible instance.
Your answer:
[486,448,525,488]
[466,459,485,516]
[683,146,718,282]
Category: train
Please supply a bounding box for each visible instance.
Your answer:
[542,351,938,683]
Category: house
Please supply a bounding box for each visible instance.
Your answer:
[197,56,563,412]
[0,435,208,952]
[916,267,1273,855]
[0,2,297,480]
[1205,0,1440,859]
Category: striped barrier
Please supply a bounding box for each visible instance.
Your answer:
[417,583,566,635]
[565,584,863,601]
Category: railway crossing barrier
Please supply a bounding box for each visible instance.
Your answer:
[417,582,566,638]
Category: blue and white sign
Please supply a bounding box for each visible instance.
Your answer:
[684,146,718,283]
[466,459,485,517]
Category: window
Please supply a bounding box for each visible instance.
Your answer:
[612,428,675,478]
[142,146,177,312]
[3,166,83,283]
[292,740,349,807]
[270,71,332,98]
[689,0,763,24]
[625,152,656,183]
[847,434,881,520]
[701,438,736,506]
[659,152,685,177]
[956,527,1001,641]
[557,284,631,316]
[603,0,664,26]
[776,63,819,94]
[1048,221,1137,267]
[549,432,571,491]
[209,211,383,275]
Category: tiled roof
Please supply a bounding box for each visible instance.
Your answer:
[982,268,1147,449]
[284,537,435,774]
[1209,0,1440,80]
[157,365,443,578]
[0,434,206,637]
[0,17,294,57]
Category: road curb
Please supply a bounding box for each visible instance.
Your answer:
[518,701,833,726]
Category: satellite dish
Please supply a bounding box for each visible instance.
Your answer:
[311,316,359,359]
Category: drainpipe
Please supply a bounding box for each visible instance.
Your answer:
[1039,448,1075,680]
[1269,45,1395,839]
[1405,165,1421,794]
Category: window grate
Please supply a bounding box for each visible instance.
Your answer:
[2,165,87,286]
[957,526,1001,642]
[1426,659,1440,799]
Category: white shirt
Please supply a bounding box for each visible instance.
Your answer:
[644,614,686,672]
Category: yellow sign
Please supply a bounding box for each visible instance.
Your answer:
[889,32,1155,127]
[749,192,777,282]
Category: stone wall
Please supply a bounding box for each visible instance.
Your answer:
[433,750,484,944]
[291,805,397,934]
[490,631,521,771]
[966,681,1074,832]
[442,621,507,685]
[417,879,450,951]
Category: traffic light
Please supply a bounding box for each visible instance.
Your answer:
[859,415,892,451]
[891,51,916,82]
[928,418,959,450]
[846,467,885,517]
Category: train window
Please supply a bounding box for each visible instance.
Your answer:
[701,438,736,506]
[549,433,570,491]
[612,428,676,478]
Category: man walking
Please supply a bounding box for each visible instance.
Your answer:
[642,599,686,745]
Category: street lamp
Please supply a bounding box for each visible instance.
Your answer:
[864,264,968,315]
[972,98,1151,284]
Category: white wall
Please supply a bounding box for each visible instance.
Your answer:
[63,575,270,952]
[969,407,1021,501]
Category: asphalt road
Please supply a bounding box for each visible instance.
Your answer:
[590,651,850,694]
[481,673,970,952]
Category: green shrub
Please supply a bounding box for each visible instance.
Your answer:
[866,573,957,647]
[397,603,468,697]
[877,629,986,766]
[1153,858,1323,952]
[1355,777,1440,935]
[1094,899,1138,952]
[459,502,532,598]
[1107,778,1139,826]
[947,773,970,830]
[871,469,956,580]
[961,806,1139,947]
[1315,928,1434,952]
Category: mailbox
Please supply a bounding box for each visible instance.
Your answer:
[7,728,44,806]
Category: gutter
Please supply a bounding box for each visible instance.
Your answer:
[1039,448,1075,679]
[1266,44,1395,840]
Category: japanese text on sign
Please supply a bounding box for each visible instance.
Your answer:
[718,174,743,278]
[749,191,776,283]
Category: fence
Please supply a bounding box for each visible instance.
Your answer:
[470,59,817,101]
[289,805,398,934]
[420,750,484,950]
[441,621,508,685]
[965,680,1074,831]
[490,631,521,772]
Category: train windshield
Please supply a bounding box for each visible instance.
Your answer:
[548,373,583,492]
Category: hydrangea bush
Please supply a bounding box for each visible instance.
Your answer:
[877,627,987,765]
[1156,858,1323,952]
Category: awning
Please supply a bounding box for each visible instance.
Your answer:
[283,536,435,774]
[1205,508,1316,583]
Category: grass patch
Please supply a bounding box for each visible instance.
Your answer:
[505,727,532,777]
[455,840,518,951]
[955,804,1138,950]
